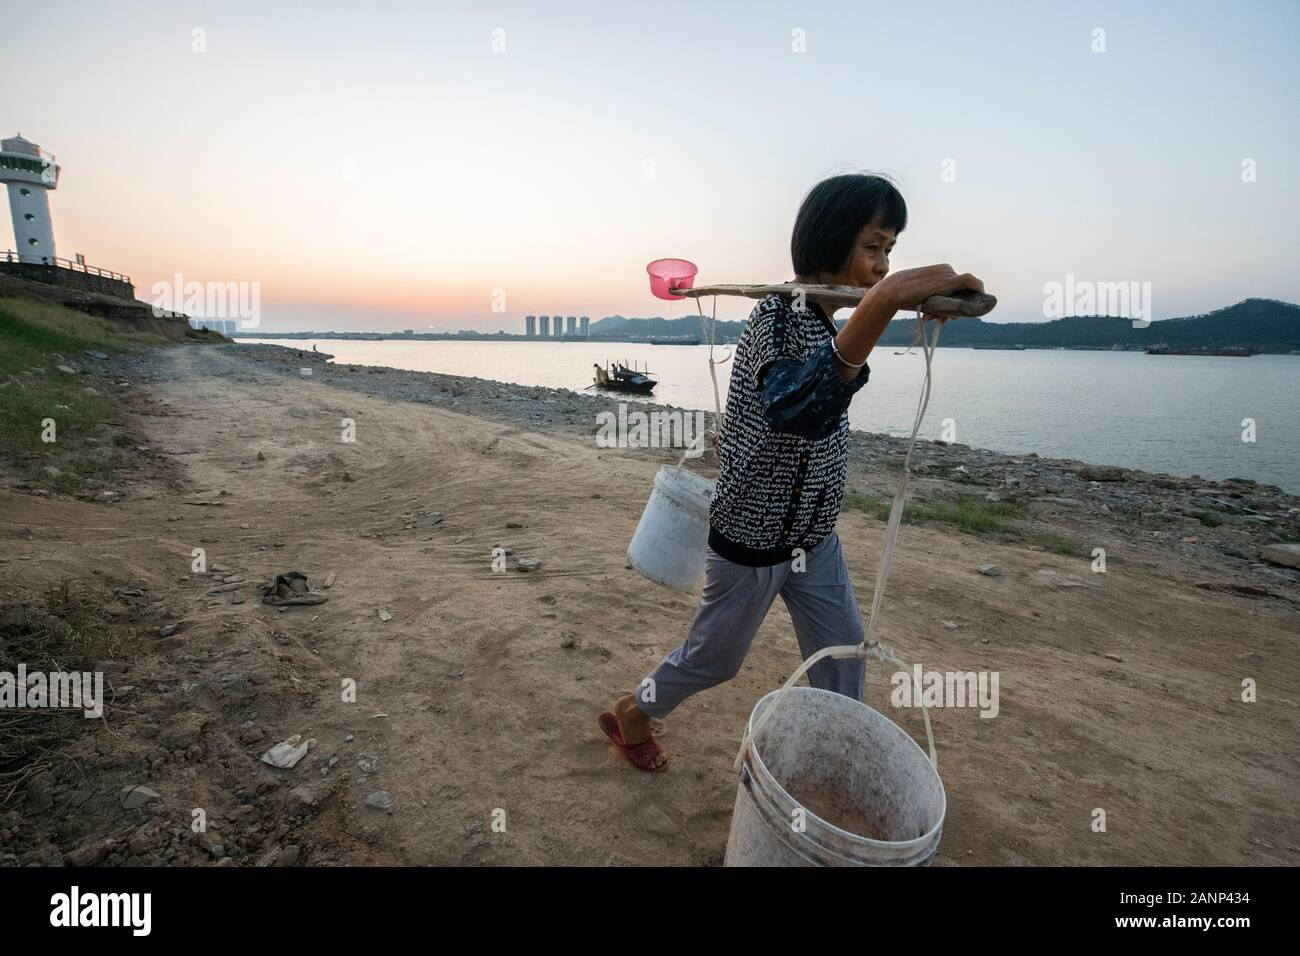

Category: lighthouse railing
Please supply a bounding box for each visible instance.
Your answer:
[1,250,130,284]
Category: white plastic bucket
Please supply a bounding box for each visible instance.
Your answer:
[725,687,946,866]
[627,465,715,591]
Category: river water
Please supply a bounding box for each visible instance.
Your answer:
[238,339,1300,493]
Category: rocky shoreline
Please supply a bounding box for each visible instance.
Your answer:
[181,343,1300,598]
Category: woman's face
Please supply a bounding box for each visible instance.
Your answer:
[838,219,897,288]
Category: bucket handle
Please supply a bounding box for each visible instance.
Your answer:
[733,639,937,774]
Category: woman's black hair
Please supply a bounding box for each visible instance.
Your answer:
[790,173,907,278]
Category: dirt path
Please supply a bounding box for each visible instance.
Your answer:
[3,344,1297,866]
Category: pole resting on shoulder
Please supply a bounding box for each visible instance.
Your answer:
[672,283,997,319]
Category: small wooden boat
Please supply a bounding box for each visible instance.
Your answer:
[593,362,656,394]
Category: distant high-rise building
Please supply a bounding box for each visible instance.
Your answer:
[525,315,536,337]
[566,315,577,336]
[580,316,589,337]
[539,315,550,337]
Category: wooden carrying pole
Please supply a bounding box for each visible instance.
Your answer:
[668,283,996,318]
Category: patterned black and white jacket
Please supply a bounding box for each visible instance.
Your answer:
[708,293,870,566]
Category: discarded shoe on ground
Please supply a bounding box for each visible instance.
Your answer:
[260,570,328,606]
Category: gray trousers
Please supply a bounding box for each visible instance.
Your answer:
[634,532,865,719]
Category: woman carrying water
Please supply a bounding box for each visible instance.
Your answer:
[600,172,984,771]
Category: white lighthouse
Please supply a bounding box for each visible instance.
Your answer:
[0,134,60,264]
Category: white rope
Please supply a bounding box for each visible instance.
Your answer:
[677,427,718,468]
[733,313,942,773]
[671,298,731,469]
[696,297,730,439]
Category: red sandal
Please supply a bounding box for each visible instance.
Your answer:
[598,711,668,772]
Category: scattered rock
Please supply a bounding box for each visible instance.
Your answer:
[215,671,257,701]
[1195,578,1271,597]
[1076,465,1124,482]
[1260,544,1300,570]
[288,783,324,811]
[515,557,542,573]
[159,717,205,750]
[128,827,153,857]
[1031,568,1096,589]
[977,564,1002,576]
[639,801,679,836]
[275,845,301,866]
[365,790,393,810]
[1028,496,1088,512]
[66,839,113,867]
[120,785,161,810]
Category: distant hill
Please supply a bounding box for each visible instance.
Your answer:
[877,297,1300,351]
[591,298,1300,352]
[589,314,746,341]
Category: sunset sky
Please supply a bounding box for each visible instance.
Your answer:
[3,0,1298,331]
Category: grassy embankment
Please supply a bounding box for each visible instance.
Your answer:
[0,294,172,495]
[0,293,187,798]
